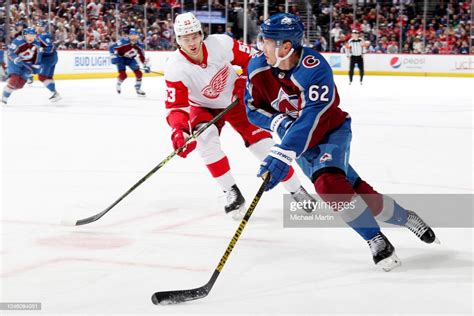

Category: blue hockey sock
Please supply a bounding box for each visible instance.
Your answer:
[375,195,408,226]
[3,85,13,99]
[43,79,56,93]
[340,195,381,240]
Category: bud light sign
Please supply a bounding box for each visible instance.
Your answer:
[73,53,114,71]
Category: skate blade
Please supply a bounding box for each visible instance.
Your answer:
[228,204,247,221]
[50,96,62,103]
[377,253,401,272]
[434,237,441,244]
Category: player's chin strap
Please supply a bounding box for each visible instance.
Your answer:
[273,46,294,68]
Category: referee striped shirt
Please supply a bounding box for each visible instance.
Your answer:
[347,39,364,56]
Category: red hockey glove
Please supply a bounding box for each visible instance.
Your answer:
[171,128,197,158]
[232,75,247,101]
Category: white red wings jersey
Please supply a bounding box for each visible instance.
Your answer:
[164,34,251,116]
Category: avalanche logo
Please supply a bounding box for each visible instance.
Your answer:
[390,57,401,69]
[123,48,138,59]
[281,17,293,25]
[18,46,37,61]
[320,153,333,163]
[302,56,320,69]
[271,88,299,117]
[201,65,230,99]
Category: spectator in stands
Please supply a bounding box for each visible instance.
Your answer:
[459,40,469,54]
[412,37,424,54]
[4,0,471,54]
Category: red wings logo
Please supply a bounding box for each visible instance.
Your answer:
[201,65,230,99]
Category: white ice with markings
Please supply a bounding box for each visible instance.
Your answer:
[1,75,473,315]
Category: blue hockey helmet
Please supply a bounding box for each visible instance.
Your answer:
[257,13,305,68]
[23,27,37,36]
[129,28,139,36]
[36,20,48,28]
[259,13,304,50]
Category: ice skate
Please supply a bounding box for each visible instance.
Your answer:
[367,232,401,272]
[27,76,34,85]
[116,82,121,94]
[136,88,146,96]
[1,95,7,105]
[405,210,439,244]
[224,184,246,220]
[49,91,61,102]
[290,186,316,213]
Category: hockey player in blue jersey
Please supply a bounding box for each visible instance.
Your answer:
[36,20,61,102]
[14,21,34,85]
[245,13,438,271]
[0,44,7,81]
[2,27,42,105]
[109,28,151,96]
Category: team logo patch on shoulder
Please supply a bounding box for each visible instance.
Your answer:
[302,56,320,68]
[281,17,293,25]
[320,153,333,163]
[201,65,230,99]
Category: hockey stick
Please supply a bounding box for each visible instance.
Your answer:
[149,70,163,75]
[141,67,163,76]
[151,173,270,305]
[63,98,239,226]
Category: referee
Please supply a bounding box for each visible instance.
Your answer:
[346,30,365,85]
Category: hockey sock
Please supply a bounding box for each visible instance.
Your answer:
[135,79,142,90]
[3,85,13,100]
[315,172,380,240]
[118,70,127,81]
[375,195,408,226]
[354,179,408,226]
[39,75,56,92]
[281,167,300,192]
[339,195,381,240]
[206,156,235,192]
[197,125,236,192]
[353,179,383,216]
[134,70,143,90]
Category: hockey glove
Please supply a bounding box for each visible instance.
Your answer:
[270,113,293,139]
[143,59,152,73]
[257,145,295,191]
[232,75,247,101]
[171,128,197,158]
[110,56,119,65]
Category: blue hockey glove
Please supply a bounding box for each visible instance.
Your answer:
[270,113,293,139]
[143,58,151,73]
[257,145,296,191]
[111,56,119,65]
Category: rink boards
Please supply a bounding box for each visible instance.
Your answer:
[44,50,474,80]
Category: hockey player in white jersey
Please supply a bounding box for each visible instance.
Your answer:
[164,12,314,219]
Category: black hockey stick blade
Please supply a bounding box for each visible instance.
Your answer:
[65,99,239,226]
[151,173,269,305]
[151,278,214,305]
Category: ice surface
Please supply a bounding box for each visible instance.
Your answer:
[1,75,473,315]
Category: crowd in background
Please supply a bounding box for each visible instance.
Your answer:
[0,0,472,54]
[316,0,472,54]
